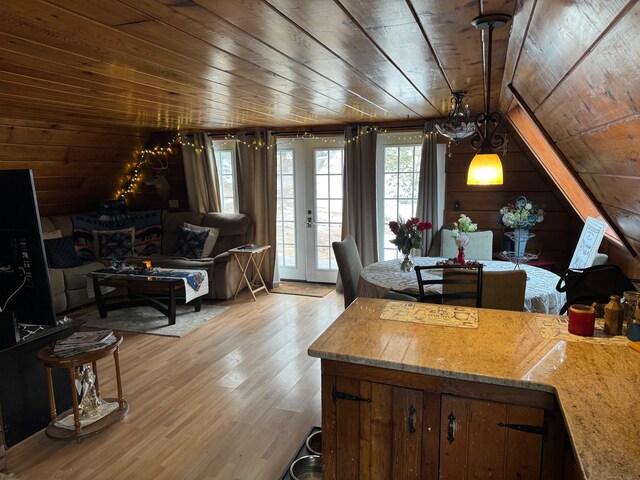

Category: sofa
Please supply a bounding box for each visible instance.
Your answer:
[41,210,255,313]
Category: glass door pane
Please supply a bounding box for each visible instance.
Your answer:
[276,145,306,280]
[308,148,343,282]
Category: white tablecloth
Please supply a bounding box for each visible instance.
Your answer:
[359,257,565,314]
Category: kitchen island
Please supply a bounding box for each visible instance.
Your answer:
[308,298,640,479]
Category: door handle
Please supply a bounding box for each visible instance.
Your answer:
[408,404,416,433]
[447,412,455,444]
[306,209,313,228]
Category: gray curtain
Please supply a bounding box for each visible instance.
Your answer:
[181,132,221,213]
[341,125,379,266]
[416,120,439,256]
[236,131,277,287]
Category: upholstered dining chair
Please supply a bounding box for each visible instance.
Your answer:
[332,235,416,309]
[414,264,483,307]
[440,230,494,260]
[481,270,527,311]
[427,223,454,257]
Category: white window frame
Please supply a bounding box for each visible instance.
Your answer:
[212,140,238,213]
[375,132,446,260]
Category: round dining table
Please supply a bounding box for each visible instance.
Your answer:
[358,257,566,314]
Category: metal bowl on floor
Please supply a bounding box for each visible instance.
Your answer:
[290,454,323,480]
[305,430,322,455]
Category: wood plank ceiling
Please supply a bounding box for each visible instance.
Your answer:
[0,0,515,130]
[0,0,639,264]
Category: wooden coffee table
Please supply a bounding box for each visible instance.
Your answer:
[87,269,207,325]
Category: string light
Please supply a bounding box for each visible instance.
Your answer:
[117,127,432,199]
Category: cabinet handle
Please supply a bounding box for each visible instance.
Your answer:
[447,412,455,444]
[408,404,416,433]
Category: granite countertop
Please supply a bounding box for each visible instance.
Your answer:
[308,298,640,479]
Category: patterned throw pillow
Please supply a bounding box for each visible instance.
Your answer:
[183,222,219,257]
[172,226,209,259]
[44,236,82,268]
[93,227,135,259]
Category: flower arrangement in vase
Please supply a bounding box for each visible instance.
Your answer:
[451,214,477,264]
[389,217,432,272]
[498,196,544,256]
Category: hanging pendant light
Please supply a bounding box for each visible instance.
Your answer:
[435,92,476,142]
[467,14,511,185]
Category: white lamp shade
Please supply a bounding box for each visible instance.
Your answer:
[467,153,503,185]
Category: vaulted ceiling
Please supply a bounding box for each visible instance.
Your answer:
[1,0,639,263]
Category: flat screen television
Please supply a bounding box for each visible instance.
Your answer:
[0,169,57,339]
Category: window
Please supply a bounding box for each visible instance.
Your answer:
[212,141,237,213]
[377,134,423,260]
[276,148,296,268]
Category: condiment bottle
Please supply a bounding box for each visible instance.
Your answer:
[604,295,624,335]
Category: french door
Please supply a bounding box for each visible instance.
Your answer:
[276,138,343,283]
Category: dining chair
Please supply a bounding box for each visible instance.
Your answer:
[440,230,493,260]
[481,270,527,311]
[332,235,416,309]
[426,223,455,257]
[414,264,483,307]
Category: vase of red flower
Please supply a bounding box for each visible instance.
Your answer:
[389,217,433,272]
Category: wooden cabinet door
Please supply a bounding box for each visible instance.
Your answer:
[323,374,425,479]
[439,395,545,479]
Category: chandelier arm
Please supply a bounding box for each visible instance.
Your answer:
[470,132,484,150]
[471,112,487,149]
[486,112,506,149]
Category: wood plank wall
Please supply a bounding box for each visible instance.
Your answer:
[444,128,581,273]
[0,118,150,216]
[0,120,190,217]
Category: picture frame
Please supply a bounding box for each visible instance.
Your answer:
[568,217,607,269]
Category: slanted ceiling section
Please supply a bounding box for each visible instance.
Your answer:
[500,0,640,275]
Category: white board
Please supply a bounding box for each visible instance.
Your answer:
[569,217,607,269]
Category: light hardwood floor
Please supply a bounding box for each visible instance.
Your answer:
[6,289,343,480]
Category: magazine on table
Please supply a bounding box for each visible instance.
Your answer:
[53,329,116,357]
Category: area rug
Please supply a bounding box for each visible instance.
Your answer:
[73,304,229,338]
[271,281,334,298]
